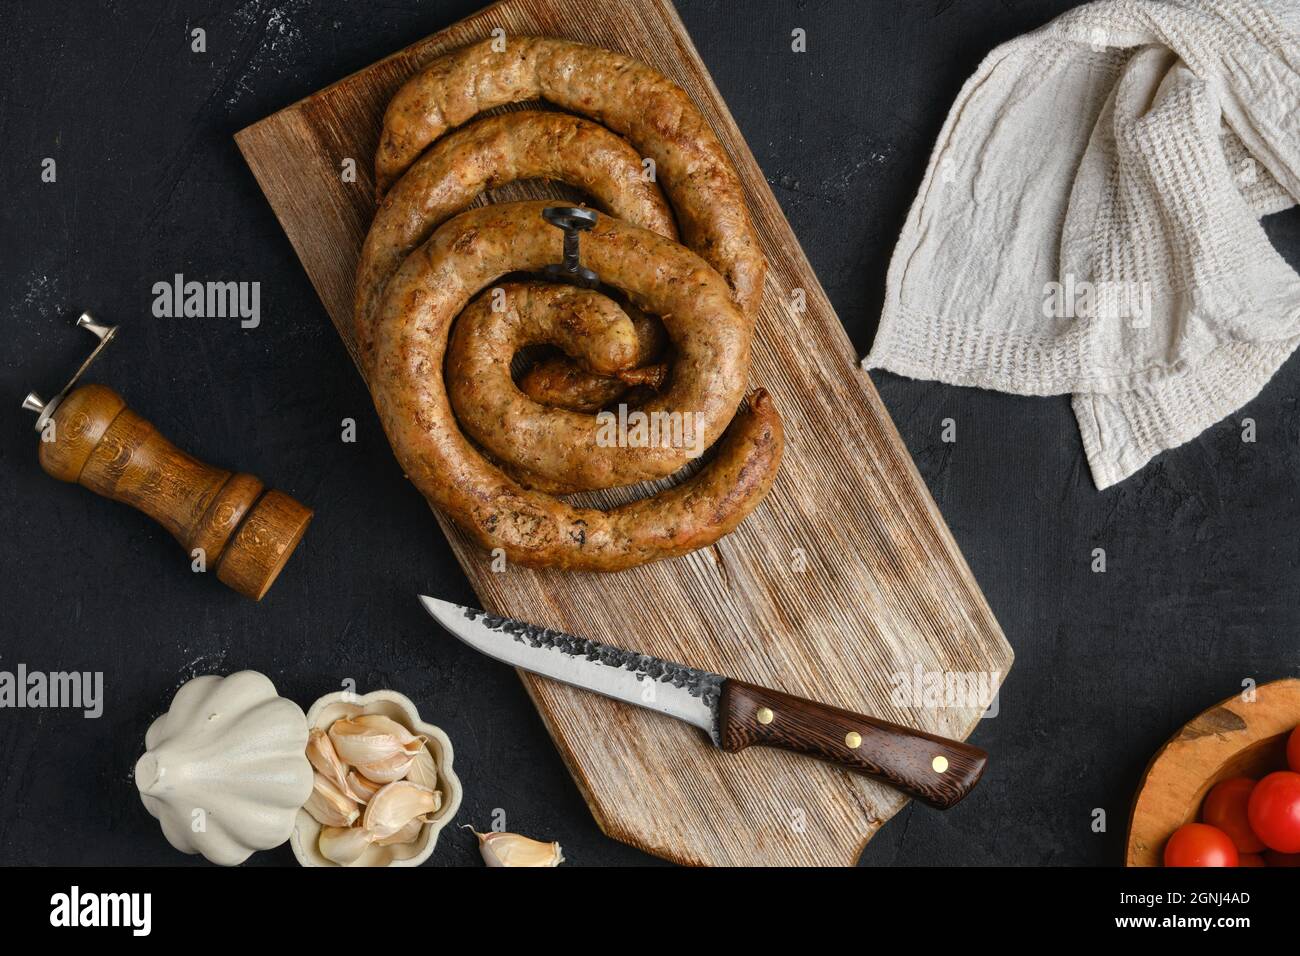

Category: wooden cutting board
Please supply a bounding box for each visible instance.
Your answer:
[236,0,1013,866]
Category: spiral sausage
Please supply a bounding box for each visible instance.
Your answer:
[362,38,782,570]
[446,271,745,494]
[448,284,670,493]
[355,109,677,370]
[375,36,766,319]
[370,201,782,571]
[516,305,668,413]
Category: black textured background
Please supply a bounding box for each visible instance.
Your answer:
[1,0,1298,867]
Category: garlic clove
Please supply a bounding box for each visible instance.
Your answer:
[319,825,376,865]
[304,772,360,828]
[471,829,564,867]
[375,816,428,847]
[351,714,426,748]
[345,770,384,804]
[362,780,442,839]
[404,745,439,791]
[355,750,419,784]
[329,716,425,782]
[305,728,350,794]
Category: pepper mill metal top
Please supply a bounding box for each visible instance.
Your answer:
[23,311,118,433]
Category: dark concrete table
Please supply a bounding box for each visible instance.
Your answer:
[1,0,1296,866]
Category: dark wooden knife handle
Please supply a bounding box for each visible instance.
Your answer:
[719,680,987,809]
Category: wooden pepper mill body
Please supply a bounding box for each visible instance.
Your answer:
[38,383,312,600]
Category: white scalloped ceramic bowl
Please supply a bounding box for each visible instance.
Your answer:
[291,689,462,867]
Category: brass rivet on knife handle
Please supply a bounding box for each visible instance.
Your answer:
[24,314,312,601]
[756,707,775,725]
[719,680,987,810]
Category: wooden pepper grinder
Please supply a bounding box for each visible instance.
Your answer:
[23,313,312,601]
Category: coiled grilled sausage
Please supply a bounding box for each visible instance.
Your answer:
[449,284,664,491]
[375,36,766,319]
[370,201,781,571]
[446,276,745,494]
[355,109,677,370]
[515,306,667,413]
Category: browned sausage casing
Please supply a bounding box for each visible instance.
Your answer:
[375,36,766,319]
[449,285,658,491]
[446,276,746,494]
[515,306,668,413]
[355,109,677,370]
[371,201,781,571]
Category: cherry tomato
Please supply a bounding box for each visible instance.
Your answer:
[1163,823,1239,867]
[1247,771,1300,853]
[1237,853,1266,867]
[1201,777,1265,853]
[1288,725,1300,774]
[1263,850,1300,867]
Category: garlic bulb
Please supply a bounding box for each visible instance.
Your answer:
[304,772,360,828]
[319,825,375,866]
[329,716,425,783]
[363,781,442,839]
[472,829,564,867]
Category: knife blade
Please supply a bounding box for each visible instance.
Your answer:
[419,596,988,809]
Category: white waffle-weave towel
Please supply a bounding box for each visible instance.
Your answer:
[862,0,1300,488]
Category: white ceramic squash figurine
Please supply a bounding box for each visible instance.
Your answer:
[135,671,314,866]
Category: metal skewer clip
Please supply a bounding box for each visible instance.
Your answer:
[541,206,600,288]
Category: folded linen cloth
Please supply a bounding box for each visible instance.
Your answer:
[863,0,1300,488]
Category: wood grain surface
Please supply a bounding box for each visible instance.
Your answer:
[719,680,988,809]
[39,384,312,602]
[1126,678,1300,866]
[235,0,1013,866]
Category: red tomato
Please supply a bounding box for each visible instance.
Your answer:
[1247,771,1300,853]
[1263,850,1300,867]
[1288,725,1300,774]
[1201,777,1265,853]
[1237,853,1266,867]
[1163,823,1239,867]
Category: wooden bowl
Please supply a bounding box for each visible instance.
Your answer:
[1126,678,1300,866]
